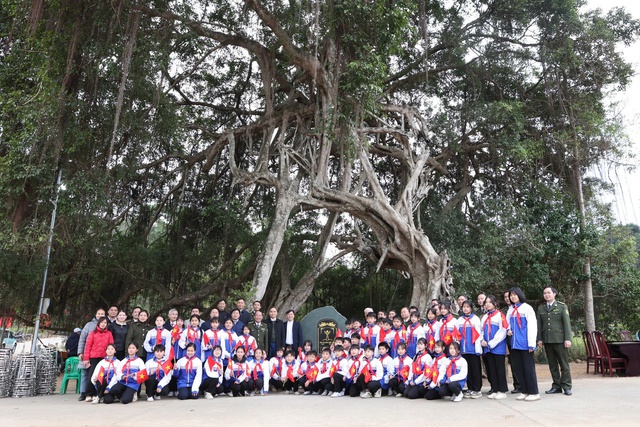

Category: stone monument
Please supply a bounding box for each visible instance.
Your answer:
[300,306,347,351]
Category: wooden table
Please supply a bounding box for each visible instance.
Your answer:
[607,341,640,376]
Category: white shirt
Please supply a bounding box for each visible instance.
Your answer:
[286,321,294,345]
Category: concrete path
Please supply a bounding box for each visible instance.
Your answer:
[1,364,638,426]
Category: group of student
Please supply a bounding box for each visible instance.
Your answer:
[82,286,541,404]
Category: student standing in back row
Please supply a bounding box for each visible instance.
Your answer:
[507,287,540,402]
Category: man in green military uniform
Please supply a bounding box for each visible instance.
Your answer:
[248,310,268,351]
[537,286,573,396]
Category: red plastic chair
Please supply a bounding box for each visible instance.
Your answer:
[593,331,627,377]
[582,331,599,375]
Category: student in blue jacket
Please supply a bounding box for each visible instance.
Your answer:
[506,287,540,402]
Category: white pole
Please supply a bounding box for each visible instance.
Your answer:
[31,167,62,354]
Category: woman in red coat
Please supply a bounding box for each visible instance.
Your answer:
[83,317,114,400]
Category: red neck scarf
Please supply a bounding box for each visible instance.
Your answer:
[253,360,263,380]
[185,355,196,375]
[446,356,461,378]
[155,327,163,345]
[511,304,523,327]
[187,326,199,343]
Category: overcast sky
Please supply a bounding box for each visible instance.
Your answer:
[585,0,640,225]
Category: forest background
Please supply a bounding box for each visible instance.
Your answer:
[1,0,639,338]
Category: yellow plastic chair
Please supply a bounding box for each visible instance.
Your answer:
[60,356,82,394]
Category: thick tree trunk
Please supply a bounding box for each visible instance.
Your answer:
[573,149,595,331]
[249,189,296,303]
[409,249,452,312]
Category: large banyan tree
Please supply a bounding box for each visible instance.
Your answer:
[1,0,637,322]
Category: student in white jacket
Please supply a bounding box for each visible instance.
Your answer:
[438,342,468,402]
[350,345,384,398]
[248,348,270,395]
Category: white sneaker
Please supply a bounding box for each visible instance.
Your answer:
[494,392,508,400]
[154,396,162,400]
[396,392,404,398]
[260,390,266,396]
[147,397,154,402]
[463,390,472,398]
[285,390,291,395]
[524,394,541,401]
[374,388,382,398]
[330,392,341,397]
[487,392,496,399]
[205,392,213,399]
[91,396,99,404]
[453,392,464,402]
[303,391,311,395]
[294,391,301,395]
[132,394,138,402]
[359,391,366,397]
[470,391,482,399]
[516,393,528,401]
[227,392,233,397]
[85,396,93,402]
[361,391,372,399]
[338,390,345,396]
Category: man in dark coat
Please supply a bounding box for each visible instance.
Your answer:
[265,307,285,358]
[236,298,252,326]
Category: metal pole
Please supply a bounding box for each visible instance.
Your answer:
[31,167,62,354]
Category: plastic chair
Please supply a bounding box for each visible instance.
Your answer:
[620,330,633,341]
[583,331,599,375]
[60,356,82,394]
[593,331,627,377]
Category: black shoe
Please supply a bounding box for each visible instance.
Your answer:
[78,393,86,401]
[563,389,572,396]
[511,388,521,394]
[545,388,562,394]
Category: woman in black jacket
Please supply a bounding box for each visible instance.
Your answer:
[125,309,151,359]
[108,310,130,360]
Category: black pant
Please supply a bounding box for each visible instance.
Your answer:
[283,379,299,392]
[177,386,199,400]
[425,387,441,400]
[507,340,520,389]
[349,375,381,396]
[249,377,265,393]
[271,379,284,391]
[318,377,332,392]
[94,380,108,398]
[85,358,102,396]
[485,353,508,393]
[510,349,538,395]
[144,377,171,398]
[103,383,136,404]
[298,377,318,392]
[389,377,406,395]
[332,374,345,393]
[439,381,462,398]
[201,377,223,395]
[229,380,249,396]
[403,383,427,399]
[462,353,482,392]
